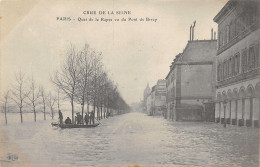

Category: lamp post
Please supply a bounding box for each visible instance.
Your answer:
[172,101,175,121]
[223,100,227,128]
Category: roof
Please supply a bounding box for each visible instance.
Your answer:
[181,40,217,62]
[213,0,238,23]
[165,40,217,80]
[165,53,182,79]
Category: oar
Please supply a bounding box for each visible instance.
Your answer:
[95,118,103,125]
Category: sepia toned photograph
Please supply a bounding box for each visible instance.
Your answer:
[0,0,259,166]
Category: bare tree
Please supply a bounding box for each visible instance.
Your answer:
[96,71,108,120]
[47,92,56,120]
[90,51,103,119]
[1,90,10,125]
[10,71,30,123]
[40,86,47,120]
[27,76,41,122]
[57,88,60,112]
[76,44,94,119]
[52,45,80,124]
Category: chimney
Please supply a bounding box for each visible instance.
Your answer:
[211,28,213,40]
[192,20,196,41]
[214,31,216,40]
[190,25,192,41]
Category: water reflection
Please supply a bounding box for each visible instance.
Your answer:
[1,112,259,166]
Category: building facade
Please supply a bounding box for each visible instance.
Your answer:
[214,0,260,127]
[166,40,217,121]
[166,54,180,120]
[143,83,151,113]
[148,80,167,116]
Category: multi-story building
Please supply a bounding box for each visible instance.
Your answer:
[148,80,167,116]
[166,54,181,120]
[214,0,260,127]
[155,79,167,116]
[146,93,152,115]
[166,39,217,121]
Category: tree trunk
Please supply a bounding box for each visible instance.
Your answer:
[43,106,46,120]
[20,106,23,123]
[33,106,36,122]
[71,95,75,124]
[98,107,100,120]
[101,103,103,119]
[51,107,54,120]
[4,102,7,125]
[81,102,84,124]
[93,99,96,119]
[97,106,99,120]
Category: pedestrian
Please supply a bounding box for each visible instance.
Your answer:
[58,110,63,124]
[84,113,89,125]
[75,115,77,124]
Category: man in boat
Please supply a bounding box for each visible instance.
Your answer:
[74,115,77,124]
[84,113,89,125]
[65,117,72,124]
[58,110,63,124]
[76,112,82,125]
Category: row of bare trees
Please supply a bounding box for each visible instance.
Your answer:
[1,71,60,124]
[52,44,129,124]
[1,43,129,125]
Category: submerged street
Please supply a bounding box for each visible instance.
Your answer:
[1,112,259,166]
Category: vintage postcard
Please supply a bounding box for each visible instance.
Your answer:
[0,0,259,166]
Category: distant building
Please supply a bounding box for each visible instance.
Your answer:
[146,93,152,115]
[213,0,260,127]
[166,39,217,121]
[148,80,167,116]
[143,83,151,113]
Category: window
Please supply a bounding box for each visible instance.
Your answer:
[226,25,230,43]
[217,63,221,81]
[223,61,225,79]
[218,31,221,48]
[234,19,238,37]
[234,53,240,75]
[249,46,255,70]
[229,58,232,77]
[231,57,235,76]
[240,15,245,33]
[230,21,234,40]
[242,49,247,73]
[223,61,227,79]
[255,43,259,68]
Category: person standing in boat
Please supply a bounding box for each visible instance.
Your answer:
[58,110,63,124]
[76,113,80,124]
[84,113,89,125]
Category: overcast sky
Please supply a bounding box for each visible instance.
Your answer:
[0,0,228,105]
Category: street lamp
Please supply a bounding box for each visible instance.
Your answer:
[223,100,227,128]
[172,101,175,121]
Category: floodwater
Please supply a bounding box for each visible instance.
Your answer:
[0,112,259,166]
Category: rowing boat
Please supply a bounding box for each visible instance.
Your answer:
[51,122,100,129]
